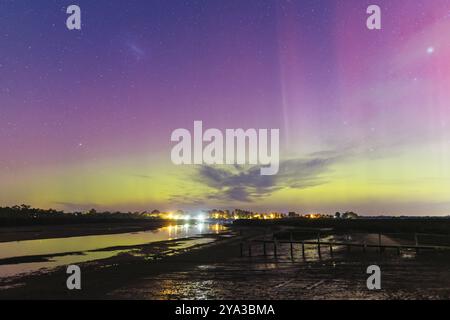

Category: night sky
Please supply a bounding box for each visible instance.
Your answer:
[1,0,450,215]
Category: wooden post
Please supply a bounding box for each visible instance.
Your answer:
[248,241,252,257]
[263,229,268,256]
[329,243,333,258]
[347,234,351,253]
[274,237,278,258]
[397,247,401,256]
[240,242,243,257]
[378,233,382,253]
[415,233,419,254]
[302,241,305,259]
[317,233,322,259]
[290,232,294,260]
[363,241,367,254]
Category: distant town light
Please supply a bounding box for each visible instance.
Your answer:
[153,208,351,221]
[195,213,205,221]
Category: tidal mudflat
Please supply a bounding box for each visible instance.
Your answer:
[0,223,448,299]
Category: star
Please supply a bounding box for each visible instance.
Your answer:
[427,46,435,54]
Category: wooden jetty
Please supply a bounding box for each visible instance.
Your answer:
[240,231,450,259]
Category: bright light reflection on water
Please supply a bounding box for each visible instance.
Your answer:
[0,223,227,279]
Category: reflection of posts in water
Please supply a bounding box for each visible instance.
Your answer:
[317,233,322,259]
[262,231,265,255]
[290,232,294,260]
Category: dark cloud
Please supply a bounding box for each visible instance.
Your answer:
[183,153,341,203]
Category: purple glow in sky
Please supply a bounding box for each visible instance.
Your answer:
[1,0,450,215]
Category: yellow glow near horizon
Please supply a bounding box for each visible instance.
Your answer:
[1,139,450,216]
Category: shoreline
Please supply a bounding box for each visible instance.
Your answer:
[0,220,168,243]
[0,227,250,299]
[0,224,450,300]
